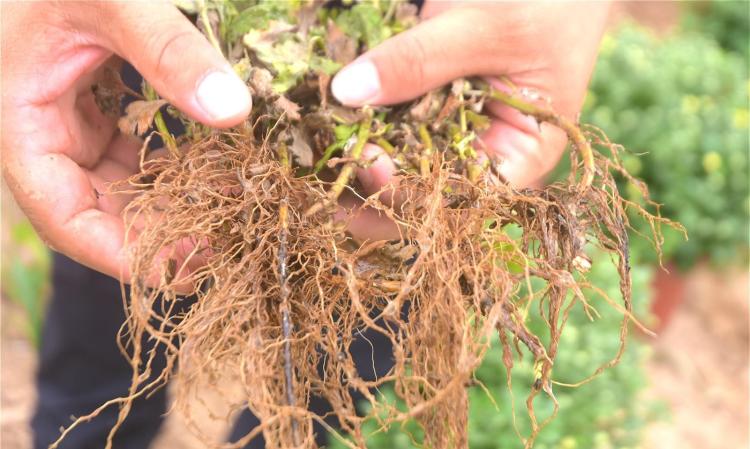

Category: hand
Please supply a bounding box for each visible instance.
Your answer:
[1,2,252,281]
[333,1,610,240]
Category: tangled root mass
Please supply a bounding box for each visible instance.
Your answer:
[53,2,675,449]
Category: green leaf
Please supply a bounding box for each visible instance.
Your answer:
[226,3,288,42]
[334,3,392,49]
[309,55,341,76]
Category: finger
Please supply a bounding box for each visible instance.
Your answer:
[335,192,401,242]
[332,2,609,111]
[479,120,560,189]
[480,81,567,188]
[93,2,251,127]
[355,143,402,206]
[332,8,507,106]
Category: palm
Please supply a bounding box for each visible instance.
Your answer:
[3,47,138,276]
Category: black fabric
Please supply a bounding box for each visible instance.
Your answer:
[32,253,169,449]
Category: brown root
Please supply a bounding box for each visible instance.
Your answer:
[50,104,675,449]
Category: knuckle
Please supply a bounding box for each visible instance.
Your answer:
[145,26,196,80]
[392,33,429,87]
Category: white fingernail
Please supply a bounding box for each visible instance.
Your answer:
[332,59,381,106]
[196,71,251,121]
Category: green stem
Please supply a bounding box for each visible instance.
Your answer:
[489,88,595,188]
[376,137,396,156]
[418,123,433,177]
[313,140,345,174]
[154,111,178,159]
[305,111,372,216]
[198,0,223,55]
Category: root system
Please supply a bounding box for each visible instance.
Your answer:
[53,2,676,449]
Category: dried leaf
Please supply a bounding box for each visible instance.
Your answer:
[297,1,323,37]
[329,105,364,124]
[435,95,460,126]
[92,63,139,118]
[249,68,274,98]
[451,78,466,96]
[118,99,168,136]
[274,96,301,121]
[326,19,357,65]
[244,29,309,93]
[301,111,333,131]
[409,90,434,122]
[290,128,313,168]
[318,72,331,109]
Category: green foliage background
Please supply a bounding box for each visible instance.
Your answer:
[583,15,749,269]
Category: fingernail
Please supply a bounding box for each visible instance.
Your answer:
[196,70,251,121]
[332,59,381,106]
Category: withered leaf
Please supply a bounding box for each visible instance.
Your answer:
[274,95,301,121]
[318,72,331,109]
[434,95,460,127]
[409,90,434,122]
[326,19,357,65]
[249,68,274,98]
[290,128,313,168]
[92,64,139,118]
[297,1,324,37]
[118,99,168,136]
[329,105,364,124]
[301,111,332,130]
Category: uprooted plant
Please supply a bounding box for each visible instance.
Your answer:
[52,1,679,449]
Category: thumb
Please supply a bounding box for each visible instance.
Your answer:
[331,8,500,107]
[103,2,251,127]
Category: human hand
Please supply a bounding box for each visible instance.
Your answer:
[334,1,610,239]
[1,2,252,281]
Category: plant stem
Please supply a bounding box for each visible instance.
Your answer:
[277,199,299,444]
[198,0,223,55]
[153,111,179,159]
[313,140,345,174]
[305,110,372,216]
[418,123,433,177]
[489,89,595,188]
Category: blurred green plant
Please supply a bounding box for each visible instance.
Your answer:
[681,0,749,56]
[331,253,658,449]
[580,23,749,269]
[1,220,51,347]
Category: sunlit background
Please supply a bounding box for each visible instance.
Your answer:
[2,2,748,448]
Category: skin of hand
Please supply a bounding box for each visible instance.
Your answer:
[1,2,252,282]
[335,1,612,241]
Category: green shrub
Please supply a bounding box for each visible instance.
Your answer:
[582,24,749,269]
[681,1,749,56]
